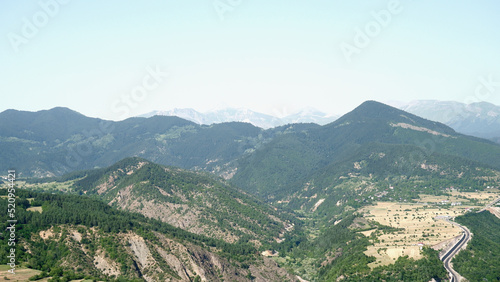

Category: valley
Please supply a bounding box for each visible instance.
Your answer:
[1,100,500,281]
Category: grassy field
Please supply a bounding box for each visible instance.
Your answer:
[0,265,44,282]
[21,181,75,193]
[0,180,76,193]
[0,265,97,282]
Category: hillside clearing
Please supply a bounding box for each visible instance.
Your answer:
[0,265,44,281]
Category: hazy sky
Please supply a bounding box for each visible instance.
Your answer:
[1,1,499,120]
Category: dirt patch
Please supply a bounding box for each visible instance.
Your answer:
[311,199,325,212]
[72,230,82,242]
[27,206,43,213]
[261,250,279,257]
[250,257,299,282]
[39,228,56,240]
[390,123,452,137]
[431,236,460,252]
[127,234,153,268]
[94,250,121,277]
[115,194,240,243]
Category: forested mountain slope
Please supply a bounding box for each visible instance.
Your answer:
[27,157,297,246]
[0,189,297,281]
[231,101,500,213]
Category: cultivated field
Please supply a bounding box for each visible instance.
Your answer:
[361,189,500,267]
[361,202,462,267]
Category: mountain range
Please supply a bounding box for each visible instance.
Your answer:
[231,101,500,216]
[139,108,339,129]
[394,100,500,142]
[2,100,500,281]
[2,101,500,184]
[140,101,500,144]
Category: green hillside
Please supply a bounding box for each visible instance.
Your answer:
[2,101,500,281]
[453,211,500,281]
[0,108,314,178]
[26,157,298,246]
[0,189,297,281]
[231,101,500,209]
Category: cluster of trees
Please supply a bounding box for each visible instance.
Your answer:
[364,248,447,282]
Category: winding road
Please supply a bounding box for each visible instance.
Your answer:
[437,196,500,281]
[439,218,471,282]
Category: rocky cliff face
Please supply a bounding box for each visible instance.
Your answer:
[34,225,297,281]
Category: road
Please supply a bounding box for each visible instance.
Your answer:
[439,218,471,282]
[437,195,499,281]
[478,196,500,213]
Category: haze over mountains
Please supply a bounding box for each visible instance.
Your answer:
[394,100,500,142]
[140,101,500,143]
[139,108,339,129]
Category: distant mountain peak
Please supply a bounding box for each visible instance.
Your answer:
[393,100,500,141]
[340,100,408,121]
[328,100,457,138]
[139,107,339,129]
[1,106,83,116]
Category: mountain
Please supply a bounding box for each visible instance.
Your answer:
[47,157,297,245]
[0,108,260,177]
[4,102,500,281]
[0,107,104,142]
[140,107,339,129]
[0,107,324,178]
[393,100,500,142]
[0,188,297,281]
[231,101,500,215]
[2,101,500,185]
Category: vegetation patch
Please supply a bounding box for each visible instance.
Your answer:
[453,211,500,281]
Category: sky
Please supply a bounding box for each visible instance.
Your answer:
[1,0,499,120]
